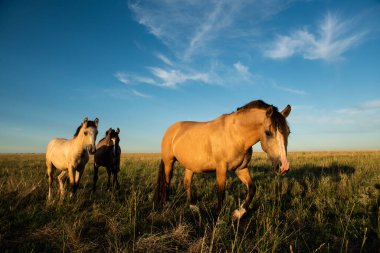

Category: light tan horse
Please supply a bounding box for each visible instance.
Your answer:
[154,100,291,219]
[46,117,99,201]
[93,128,121,191]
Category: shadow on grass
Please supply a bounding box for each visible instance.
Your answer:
[250,162,356,183]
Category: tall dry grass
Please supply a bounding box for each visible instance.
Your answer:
[0,151,379,252]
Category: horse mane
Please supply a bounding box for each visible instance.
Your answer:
[236,100,289,134]
[236,100,277,111]
[73,120,98,137]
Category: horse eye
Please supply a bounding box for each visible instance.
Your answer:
[265,130,272,137]
[84,131,88,136]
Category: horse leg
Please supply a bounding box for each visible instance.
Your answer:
[75,166,85,190]
[93,164,99,192]
[233,168,256,220]
[57,170,67,200]
[106,167,111,190]
[216,164,227,212]
[68,166,77,196]
[184,169,197,211]
[113,167,120,190]
[46,161,55,201]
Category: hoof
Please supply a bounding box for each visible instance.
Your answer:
[232,208,246,220]
[189,204,200,213]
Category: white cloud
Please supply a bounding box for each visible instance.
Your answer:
[130,89,151,98]
[234,61,250,76]
[265,12,367,61]
[129,0,293,61]
[155,53,173,66]
[359,99,380,110]
[149,67,209,88]
[115,71,155,85]
[271,81,306,95]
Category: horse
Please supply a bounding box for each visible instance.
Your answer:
[46,117,99,201]
[93,128,121,191]
[154,100,291,219]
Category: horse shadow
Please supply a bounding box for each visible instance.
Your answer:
[250,161,356,183]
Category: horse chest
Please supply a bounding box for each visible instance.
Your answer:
[71,151,89,168]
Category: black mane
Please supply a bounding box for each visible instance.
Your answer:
[237,100,289,134]
[236,100,277,111]
[73,120,98,137]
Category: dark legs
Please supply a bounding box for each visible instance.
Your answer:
[93,164,120,192]
[93,164,99,192]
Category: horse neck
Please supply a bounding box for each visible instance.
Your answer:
[101,135,112,147]
[232,109,265,149]
[72,132,88,153]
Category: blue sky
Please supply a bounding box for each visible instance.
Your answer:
[1,0,380,153]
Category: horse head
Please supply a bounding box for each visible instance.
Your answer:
[260,105,291,175]
[79,117,99,154]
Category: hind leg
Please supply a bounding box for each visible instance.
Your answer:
[57,170,67,200]
[46,161,56,201]
[163,158,175,200]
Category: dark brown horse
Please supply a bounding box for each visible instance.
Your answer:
[93,128,121,191]
[154,100,291,219]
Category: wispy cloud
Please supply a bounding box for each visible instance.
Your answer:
[293,99,380,134]
[271,81,306,95]
[129,0,293,61]
[155,53,173,66]
[359,99,380,110]
[265,12,367,61]
[115,71,155,85]
[130,89,151,98]
[115,65,210,90]
[149,67,209,88]
[234,61,250,76]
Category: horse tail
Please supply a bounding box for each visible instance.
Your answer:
[154,159,167,208]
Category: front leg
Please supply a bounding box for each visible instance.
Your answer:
[216,163,227,212]
[233,167,256,220]
[68,166,77,194]
[75,165,85,189]
[112,163,120,190]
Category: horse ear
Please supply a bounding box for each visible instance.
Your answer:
[281,105,291,118]
[107,128,112,135]
[266,106,273,117]
[94,118,99,127]
[83,117,88,126]
[116,128,120,134]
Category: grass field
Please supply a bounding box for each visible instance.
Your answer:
[0,151,379,252]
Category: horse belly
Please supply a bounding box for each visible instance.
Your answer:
[46,139,69,170]
[173,137,215,171]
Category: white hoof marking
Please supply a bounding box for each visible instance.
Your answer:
[232,208,246,220]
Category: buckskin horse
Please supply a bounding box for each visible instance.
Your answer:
[46,117,99,201]
[154,100,291,219]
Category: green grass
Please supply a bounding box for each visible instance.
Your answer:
[0,151,379,252]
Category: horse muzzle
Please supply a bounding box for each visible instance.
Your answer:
[273,160,290,176]
[88,146,96,155]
